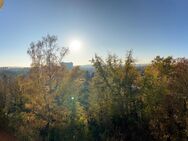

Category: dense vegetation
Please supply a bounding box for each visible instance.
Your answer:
[0,35,187,141]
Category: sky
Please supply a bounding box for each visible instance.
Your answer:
[0,0,188,67]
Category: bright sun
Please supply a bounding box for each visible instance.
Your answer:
[69,40,82,52]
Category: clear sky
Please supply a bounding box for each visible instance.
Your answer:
[0,0,188,66]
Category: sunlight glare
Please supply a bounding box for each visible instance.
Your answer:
[70,40,82,52]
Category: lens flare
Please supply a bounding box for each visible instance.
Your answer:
[0,0,4,9]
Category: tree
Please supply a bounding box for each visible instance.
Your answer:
[89,51,146,141]
[169,58,188,140]
[141,56,188,141]
[57,66,88,141]
[21,35,69,140]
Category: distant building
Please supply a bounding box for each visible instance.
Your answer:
[61,62,73,70]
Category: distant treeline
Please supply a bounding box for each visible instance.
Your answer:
[0,35,187,141]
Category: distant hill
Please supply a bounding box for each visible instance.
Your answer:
[0,64,148,76]
[0,67,29,76]
[79,64,147,72]
[79,65,95,72]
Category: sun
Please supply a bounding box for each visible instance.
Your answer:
[69,40,82,52]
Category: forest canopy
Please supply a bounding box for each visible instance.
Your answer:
[0,35,187,141]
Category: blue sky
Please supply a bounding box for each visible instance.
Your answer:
[0,0,188,66]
